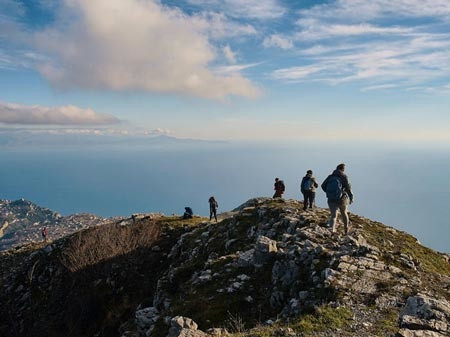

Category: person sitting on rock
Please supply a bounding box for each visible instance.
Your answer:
[273,177,285,198]
[208,196,218,222]
[321,163,354,234]
[301,170,319,211]
[182,207,193,219]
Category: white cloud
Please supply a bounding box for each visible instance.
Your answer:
[263,34,293,50]
[223,45,237,63]
[296,20,414,40]
[32,0,260,100]
[361,84,397,92]
[214,62,262,75]
[299,0,450,22]
[270,0,450,91]
[272,65,323,81]
[194,12,257,39]
[0,101,119,125]
[187,0,285,19]
[145,128,174,136]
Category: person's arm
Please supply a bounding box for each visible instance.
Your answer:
[343,176,354,203]
[313,177,319,188]
[321,176,329,192]
[300,177,305,194]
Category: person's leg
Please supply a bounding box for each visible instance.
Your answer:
[310,192,316,208]
[214,209,217,222]
[303,193,308,210]
[328,201,339,232]
[210,210,213,220]
[339,203,350,233]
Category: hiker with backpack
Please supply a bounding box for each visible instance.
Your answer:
[301,170,319,211]
[273,177,285,198]
[321,163,354,234]
[208,196,218,222]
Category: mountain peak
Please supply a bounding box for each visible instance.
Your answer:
[0,198,448,337]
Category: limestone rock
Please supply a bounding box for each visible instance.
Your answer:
[400,294,450,335]
[254,236,277,265]
[167,316,207,337]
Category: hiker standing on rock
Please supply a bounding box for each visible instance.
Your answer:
[301,170,319,211]
[41,226,48,242]
[273,177,285,198]
[321,163,354,234]
[208,196,218,222]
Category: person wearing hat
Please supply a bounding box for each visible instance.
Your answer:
[300,170,319,211]
[321,163,354,234]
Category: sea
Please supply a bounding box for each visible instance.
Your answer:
[1,140,449,252]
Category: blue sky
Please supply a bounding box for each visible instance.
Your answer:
[1,0,450,142]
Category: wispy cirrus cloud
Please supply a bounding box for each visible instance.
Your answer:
[186,0,285,19]
[0,101,119,125]
[270,0,450,91]
[214,62,262,75]
[263,34,293,50]
[361,84,398,92]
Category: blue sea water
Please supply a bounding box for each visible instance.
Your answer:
[1,141,449,252]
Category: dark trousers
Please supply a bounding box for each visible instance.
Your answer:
[210,208,217,222]
[273,191,284,198]
[303,191,315,209]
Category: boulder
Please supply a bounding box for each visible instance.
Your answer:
[400,294,450,335]
[167,316,207,337]
[135,307,159,336]
[254,236,278,266]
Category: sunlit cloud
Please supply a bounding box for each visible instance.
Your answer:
[28,0,260,100]
[0,101,119,125]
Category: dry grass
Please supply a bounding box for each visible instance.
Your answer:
[59,219,161,272]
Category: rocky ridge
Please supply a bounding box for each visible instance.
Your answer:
[0,198,122,251]
[0,198,449,337]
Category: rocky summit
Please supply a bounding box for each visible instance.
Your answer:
[0,198,449,337]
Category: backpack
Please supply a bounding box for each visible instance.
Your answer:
[276,180,285,192]
[326,175,343,201]
[302,177,312,191]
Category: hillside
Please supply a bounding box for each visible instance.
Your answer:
[0,199,118,251]
[0,198,449,337]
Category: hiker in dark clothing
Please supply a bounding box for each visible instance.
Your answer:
[321,163,354,234]
[301,170,319,211]
[208,196,218,222]
[41,226,48,242]
[273,177,285,198]
[182,207,193,219]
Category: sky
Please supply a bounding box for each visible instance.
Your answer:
[1,0,450,141]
